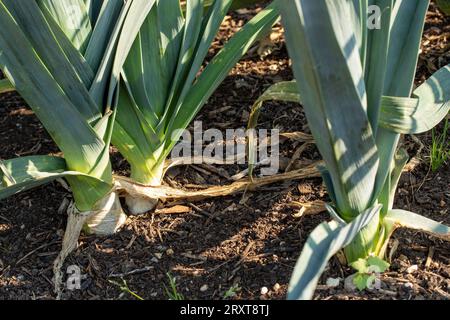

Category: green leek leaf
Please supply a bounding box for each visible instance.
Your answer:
[279,0,379,219]
[0,156,111,204]
[379,64,450,134]
[385,210,450,240]
[288,204,381,300]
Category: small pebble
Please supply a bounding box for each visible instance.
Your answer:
[200,284,208,292]
[406,265,418,274]
[154,253,163,259]
[273,283,281,292]
[326,277,341,288]
[344,275,357,292]
[260,287,269,295]
[166,248,174,256]
[404,282,414,289]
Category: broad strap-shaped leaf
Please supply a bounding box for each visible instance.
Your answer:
[40,8,95,87]
[384,0,430,97]
[373,0,429,202]
[364,0,393,133]
[84,0,124,73]
[350,0,368,68]
[379,64,450,134]
[288,204,381,300]
[0,156,111,204]
[279,0,379,220]
[36,0,92,54]
[157,0,184,88]
[385,209,450,240]
[85,0,104,24]
[107,0,157,111]
[38,0,128,105]
[377,207,450,257]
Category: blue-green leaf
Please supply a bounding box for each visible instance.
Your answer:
[279,0,379,220]
[379,64,450,134]
[0,156,111,206]
[385,209,450,240]
[288,204,381,300]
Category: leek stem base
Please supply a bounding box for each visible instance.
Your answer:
[126,195,159,215]
[125,163,165,215]
[84,192,127,235]
[53,192,126,299]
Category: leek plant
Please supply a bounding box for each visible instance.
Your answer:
[0,0,157,234]
[112,0,279,214]
[267,0,450,299]
[0,0,158,296]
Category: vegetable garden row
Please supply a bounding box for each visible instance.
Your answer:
[0,0,449,300]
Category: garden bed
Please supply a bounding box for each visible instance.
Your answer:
[0,3,448,300]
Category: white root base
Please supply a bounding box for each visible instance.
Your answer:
[125,195,158,215]
[53,204,91,300]
[84,192,127,235]
[125,171,163,215]
[53,192,126,299]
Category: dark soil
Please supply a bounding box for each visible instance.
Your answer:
[0,3,449,300]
